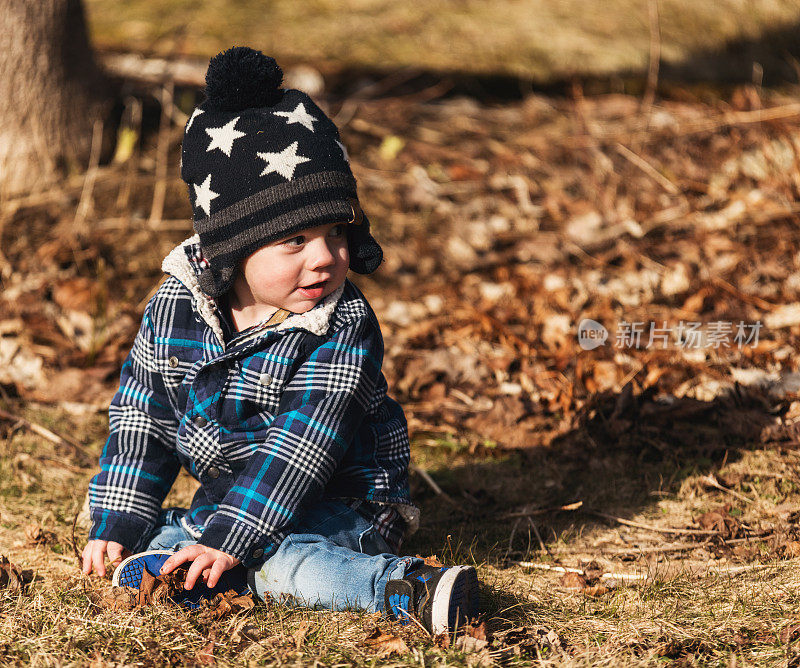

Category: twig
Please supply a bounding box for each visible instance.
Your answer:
[410,464,458,507]
[564,102,800,149]
[641,0,661,117]
[517,560,796,582]
[551,542,702,557]
[527,516,555,560]
[74,119,104,227]
[100,51,206,87]
[395,606,433,638]
[585,509,718,536]
[501,501,583,520]
[517,561,647,582]
[71,509,82,569]
[710,276,779,311]
[148,81,174,228]
[616,143,679,194]
[548,532,777,558]
[0,407,90,459]
[700,474,754,504]
[116,96,143,213]
[673,103,800,137]
[507,517,522,555]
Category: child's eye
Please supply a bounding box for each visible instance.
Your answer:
[329,224,345,238]
[283,235,304,247]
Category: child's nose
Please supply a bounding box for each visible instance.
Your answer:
[307,238,336,269]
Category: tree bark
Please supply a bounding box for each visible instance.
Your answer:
[0,0,109,199]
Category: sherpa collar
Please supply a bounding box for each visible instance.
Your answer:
[161,235,344,346]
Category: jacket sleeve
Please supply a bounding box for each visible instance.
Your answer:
[88,304,181,550]
[198,313,382,566]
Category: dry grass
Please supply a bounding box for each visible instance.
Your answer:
[3,403,800,665]
[83,0,800,81]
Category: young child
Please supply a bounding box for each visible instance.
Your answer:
[82,47,478,634]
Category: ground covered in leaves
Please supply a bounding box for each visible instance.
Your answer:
[2,68,800,665]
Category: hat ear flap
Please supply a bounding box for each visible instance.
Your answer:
[199,263,236,298]
[346,201,382,274]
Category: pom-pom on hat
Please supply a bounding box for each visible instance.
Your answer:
[181,46,382,298]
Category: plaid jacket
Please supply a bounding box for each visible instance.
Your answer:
[89,237,417,567]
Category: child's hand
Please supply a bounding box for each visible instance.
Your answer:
[82,539,130,577]
[159,545,241,590]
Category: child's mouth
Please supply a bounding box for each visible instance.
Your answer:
[298,281,327,298]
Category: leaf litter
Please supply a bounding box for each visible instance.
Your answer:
[2,64,800,664]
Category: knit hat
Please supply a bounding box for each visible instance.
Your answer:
[180,47,383,298]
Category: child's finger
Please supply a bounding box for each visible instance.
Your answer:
[205,559,229,589]
[81,542,94,575]
[91,541,108,577]
[107,542,125,567]
[184,553,214,591]
[160,545,201,575]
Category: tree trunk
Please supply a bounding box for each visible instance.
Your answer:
[0,0,109,199]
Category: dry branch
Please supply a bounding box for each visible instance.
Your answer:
[0,407,90,459]
[586,510,719,536]
[100,52,206,88]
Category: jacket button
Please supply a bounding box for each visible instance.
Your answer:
[251,548,264,559]
[193,415,208,427]
[168,356,179,368]
[259,373,273,387]
[207,466,220,479]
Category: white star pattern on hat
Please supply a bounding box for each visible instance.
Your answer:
[186,108,204,132]
[193,174,220,216]
[257,141,311,180]
[274,103,318,132]
[205,117,246,157]
[335,139,350,162]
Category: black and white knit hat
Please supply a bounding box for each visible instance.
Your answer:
[180,47,382,298]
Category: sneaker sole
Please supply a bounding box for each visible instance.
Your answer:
[112,550,173,589]
[431,565,479,635]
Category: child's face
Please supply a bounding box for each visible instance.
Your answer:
[233,221,350,314]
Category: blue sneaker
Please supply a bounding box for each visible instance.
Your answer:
[112,550,249,608]
[384,564,479,635]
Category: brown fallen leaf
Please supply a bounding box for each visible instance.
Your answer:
[52,277,98,314]
[455,634,489,653]
[293,620,312,650]
[197,590,255,624]
[195,639,216,665]
[422,554,444,567]
[492,626,542,657]
[137,568,183,606]
[781,622,800,644]
[581,560,604,583]
[465,620,490,642]
[0,555,25,592]
[465,647,494,667]
[362,627,410,658]
[695,504,741,539]
[433,631,450,649]
[91,566,190,611]
[25,523,57,547]
[94,586,138,611]
[230,620,262,648]
[560,571,587,590]
[584,584,610,597]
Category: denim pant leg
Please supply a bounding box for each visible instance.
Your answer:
[136,509,198,552]
[248,499,423,612]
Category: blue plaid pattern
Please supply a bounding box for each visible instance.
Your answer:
[89,241,413,568]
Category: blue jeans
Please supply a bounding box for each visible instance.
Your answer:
[137,500,422,613]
